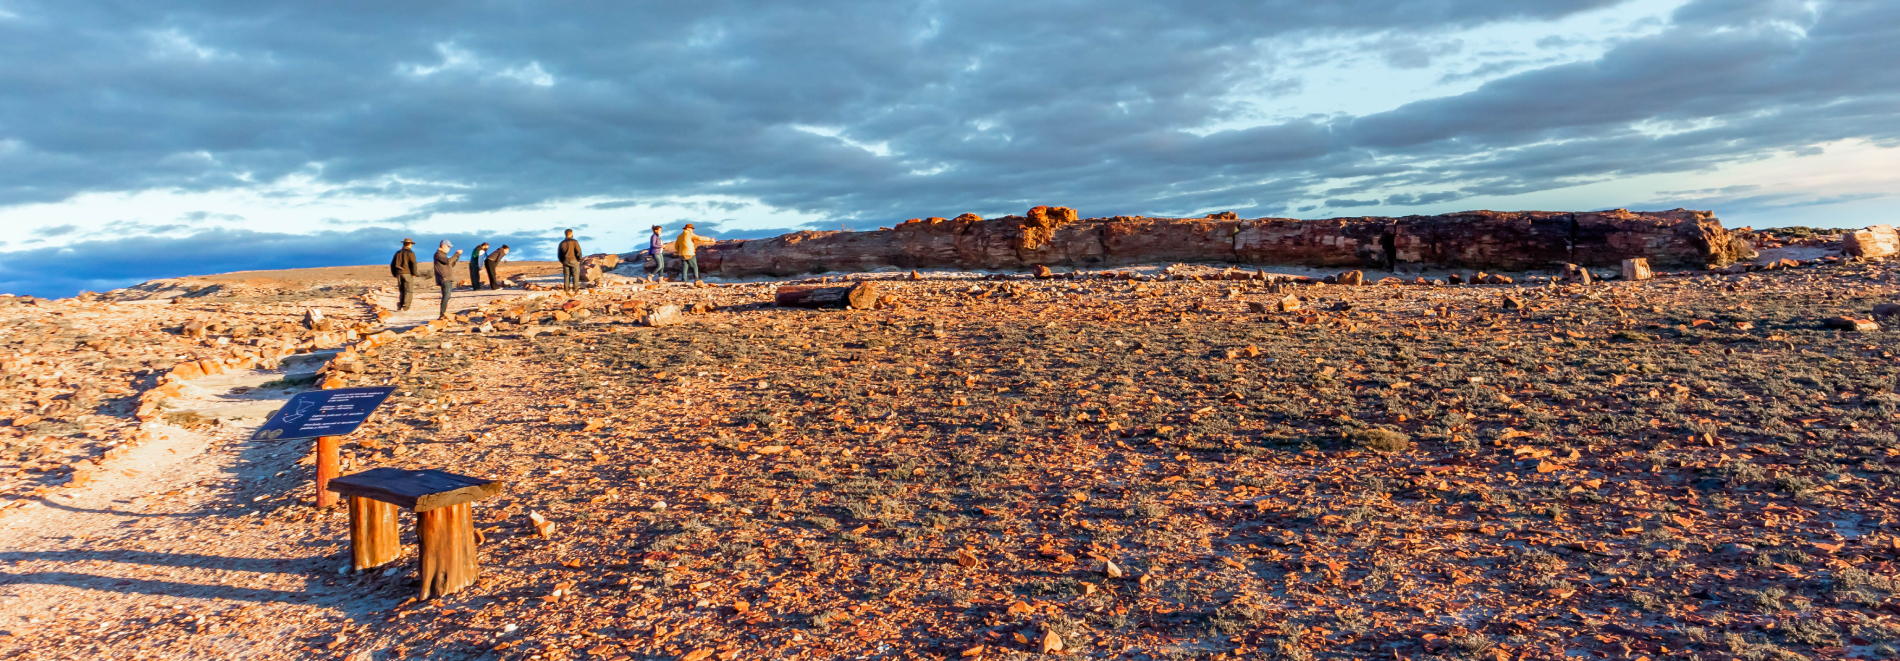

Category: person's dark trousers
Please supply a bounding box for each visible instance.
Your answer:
[486,264,501,290]
[562,261,580,293]
[683,255,700,280]
[438,283,453,319]
[396,276,414,311]
[469,263,483,290]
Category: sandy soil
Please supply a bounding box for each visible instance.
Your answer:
[0,254,1895,661]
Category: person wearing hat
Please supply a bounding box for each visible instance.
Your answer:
[433,240,464,319]
[485,244,510,290]
[645,225,666,280]
[468,242,490,290]
[673,223,715,281]
[557,229,583,294]
[389,238,420,311]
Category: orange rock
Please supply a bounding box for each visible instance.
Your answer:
[170,362,204,381]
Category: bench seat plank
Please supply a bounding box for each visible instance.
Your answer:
[327,467,504,512]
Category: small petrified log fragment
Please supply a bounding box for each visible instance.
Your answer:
[1622,258,1652,281]
[418,502,478,599]
[776,282,883,310]
[348,496,401,570]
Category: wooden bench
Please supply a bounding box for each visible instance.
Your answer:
[326,467,506,599]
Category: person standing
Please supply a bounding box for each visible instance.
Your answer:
[390,238,419,311]
[485,244,510,290]
[646,225,666,280]
[674,224,715,281]
[468,242,490,290]
[433,240,463,320]
[558,229,583,294]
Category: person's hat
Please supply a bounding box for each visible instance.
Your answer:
[684,223,695,229]
[402,238,414,245]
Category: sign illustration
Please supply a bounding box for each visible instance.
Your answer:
[252,386,397,441]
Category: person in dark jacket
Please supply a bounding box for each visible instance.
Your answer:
[433,240,463,320]
[390,238,419,311]
[485,244,509,290]
[645,225,666,280]
[558,229,583,294]
[468,242,490,290]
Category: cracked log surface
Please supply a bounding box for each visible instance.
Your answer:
[691,208,1742,278]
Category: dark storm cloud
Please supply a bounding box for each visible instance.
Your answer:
[0,0,1630,218]
[2,0,1898,298]
[0,227,550,299]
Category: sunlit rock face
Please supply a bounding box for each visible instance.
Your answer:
[696,208,1738,277]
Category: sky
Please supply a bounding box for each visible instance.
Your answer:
[2,0,1898,298]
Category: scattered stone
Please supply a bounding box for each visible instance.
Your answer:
[1336,270,1364,286]
[1501,296,1526,310]
[1040,630,1064,654]
[1346,428,1410,453]
[1872,303,1900,318]
[1275,295,1301,313]
[1032,264,1054,279]
[1822,316,1879,332]
[1560,264,1592,284]
[643,305,683,327]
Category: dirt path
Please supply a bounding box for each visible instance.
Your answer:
[371,274,563,330]
[0,281,554,659]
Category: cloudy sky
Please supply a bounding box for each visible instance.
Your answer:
[2,0,1897,297]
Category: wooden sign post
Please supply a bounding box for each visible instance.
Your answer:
[315,435,341,508]
[251,386,397,508]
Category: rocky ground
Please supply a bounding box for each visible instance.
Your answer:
[0,246,1897,661]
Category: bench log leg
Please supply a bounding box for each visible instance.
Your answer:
[348,496,401,570]
[417,502,478,599]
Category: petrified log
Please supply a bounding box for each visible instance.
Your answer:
[699,207,1738,278]
[348,496,401,570]
[1622,258,1652,281]
[1843,224,1899,259]
[418,502,478,599]
[776,282,882,310]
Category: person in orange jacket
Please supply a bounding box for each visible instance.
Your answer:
[674,224,715,281]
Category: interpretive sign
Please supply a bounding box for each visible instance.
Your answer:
[252,386,397,441]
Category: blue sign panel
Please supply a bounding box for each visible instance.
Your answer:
[251,386,397,441]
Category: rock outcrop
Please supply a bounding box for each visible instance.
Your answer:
[695,208,1739,278]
